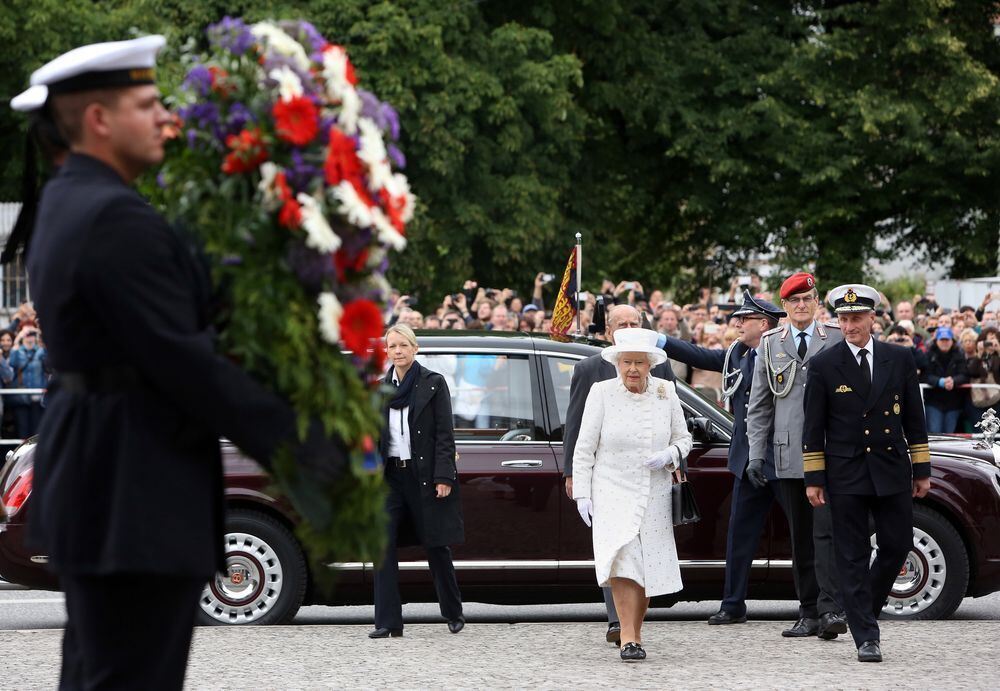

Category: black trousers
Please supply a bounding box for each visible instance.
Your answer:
[374,465,463,630]
[60,572,205,690]
[774,478,842,617]
[828,491,913,648]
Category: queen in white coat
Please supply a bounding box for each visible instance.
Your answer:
[573,328,692,662]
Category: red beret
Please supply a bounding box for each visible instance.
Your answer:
[780,272,816,299]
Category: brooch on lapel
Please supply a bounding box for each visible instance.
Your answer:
[657,383,666,400]
[835,385,852,393]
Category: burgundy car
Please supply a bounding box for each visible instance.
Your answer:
[2,331,999,625]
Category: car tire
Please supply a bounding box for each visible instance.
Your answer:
[878,504,969,621]
[196,509,307,626]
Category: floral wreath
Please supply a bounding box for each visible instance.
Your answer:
[157,17,413,566]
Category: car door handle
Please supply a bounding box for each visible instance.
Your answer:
[501,460,544,468]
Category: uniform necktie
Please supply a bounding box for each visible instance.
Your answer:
[797,332,808,360]
[858,348,871,390]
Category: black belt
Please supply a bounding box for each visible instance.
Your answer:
[57,366,141,394]
[386,456,410,469]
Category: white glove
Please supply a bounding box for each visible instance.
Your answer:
[644,446,680,471]
[576,497,593,527]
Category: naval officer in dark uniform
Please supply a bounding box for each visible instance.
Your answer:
[803,284,931,663]
[19,37,345,689]
[654,292,821,629]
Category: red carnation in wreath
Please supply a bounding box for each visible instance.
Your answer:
[221,128,268,175]
[339,299,383,355]
[273,96,320,147]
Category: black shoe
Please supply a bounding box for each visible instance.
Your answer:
[707,610,747,625]
[857,640,883,662]
[781,617,820,637]
[620,642,647,662]
[368,627,403,638]
[818,611,848,640]
[606,622,621,645]
[448,617,465,634]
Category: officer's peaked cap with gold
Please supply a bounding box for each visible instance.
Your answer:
[28,35,165,97]
[731,290,786,320]
[827,284,880,314]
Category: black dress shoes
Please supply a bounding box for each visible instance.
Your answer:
[781,617,820,637]
[368,627,403,638]
[620,642,646,662]
[606,622,621,645]
[707,610,748,625]
[448,617,465,634]
[818,611,848,640]
[857,640,883,662]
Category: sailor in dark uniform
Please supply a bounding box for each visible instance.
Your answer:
[18,37,345,689]
[803,284,931,663]
[655,292,809,626]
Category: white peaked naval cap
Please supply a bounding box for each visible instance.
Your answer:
[10,85,49,112]
[29,35,166,94]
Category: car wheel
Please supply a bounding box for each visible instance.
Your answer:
[197,509,307,626]
[876,504,969,621]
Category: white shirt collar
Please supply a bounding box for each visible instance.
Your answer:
[789,321,816,339]
[846,336,875,359]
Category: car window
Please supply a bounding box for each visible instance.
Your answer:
[546,356,577,429]
[418,353,534,441]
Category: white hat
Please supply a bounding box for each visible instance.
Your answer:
[10,85,48,112]
[600,328,667,367]
[29,35,166,94]
[827,284,881,313]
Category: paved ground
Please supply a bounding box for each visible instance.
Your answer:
[1,614,996,688]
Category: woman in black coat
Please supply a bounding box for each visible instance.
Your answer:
[922,326,970,433]
[369,324,465,638]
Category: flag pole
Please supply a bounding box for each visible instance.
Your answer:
[575,232,583,335]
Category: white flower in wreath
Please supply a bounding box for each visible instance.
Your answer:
[371,207,407,252]
[251,22,310,71]
[317,292,343,345]
[296,193,342,253]
[391,173,416,223]
[338,86,361,135]
[269,65,304,102]
[330,181,374,228]
[257,162,281,211]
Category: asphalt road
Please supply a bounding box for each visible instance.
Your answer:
[2,586,998,688]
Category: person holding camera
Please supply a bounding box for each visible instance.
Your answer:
[966,328,1000,430]
[9,325,48,439]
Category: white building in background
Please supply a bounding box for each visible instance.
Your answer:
[0,203,31,315]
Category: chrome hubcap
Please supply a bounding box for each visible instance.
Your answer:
[871,526,946,616]
[200,531,284,624]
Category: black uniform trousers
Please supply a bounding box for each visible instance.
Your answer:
[374,464,463,630]
[774,479,842,617]
[59,573,204,691]
[828,488,912,648]
[720,473,819,618]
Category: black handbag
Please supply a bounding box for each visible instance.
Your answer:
[672,474,701,526]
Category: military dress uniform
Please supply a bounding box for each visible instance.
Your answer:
[746,272,846,638]
[803,284,930,660]
[658,292,800,623]
[20,38,344,690]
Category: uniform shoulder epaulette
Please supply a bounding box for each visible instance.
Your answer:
[824,320,841,329]
[762,325,783,336]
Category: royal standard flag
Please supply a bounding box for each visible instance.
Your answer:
[550,247,578,335]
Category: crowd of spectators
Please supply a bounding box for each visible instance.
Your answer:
[385,274,1000,436]
[0,301,49,441]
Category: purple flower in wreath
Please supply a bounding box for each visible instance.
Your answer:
[387,144,406,170]
[182,65,213,97]
[225,102,255,136]
[208,16,255,56]
[286,149,322,193]
[287,241,336,293]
